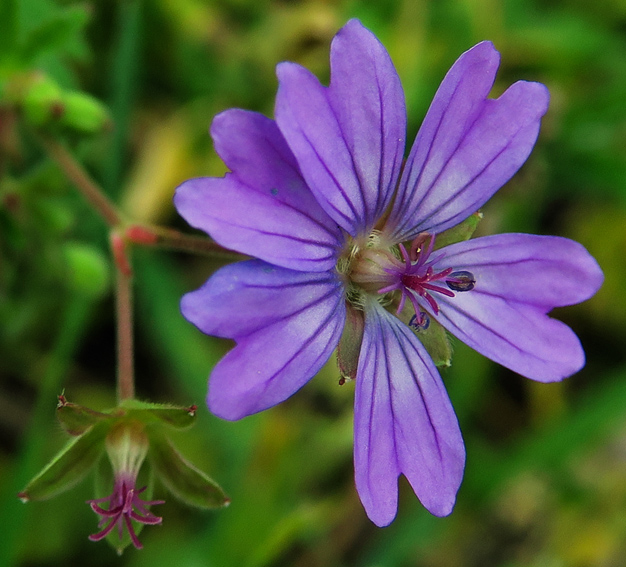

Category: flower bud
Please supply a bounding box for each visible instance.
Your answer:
[60,91,111,134]
[22,75,64,126]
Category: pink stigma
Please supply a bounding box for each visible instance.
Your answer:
[378,233,474,324]
[87,475,164,550]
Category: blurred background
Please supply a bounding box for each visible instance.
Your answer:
[1,0,625,565]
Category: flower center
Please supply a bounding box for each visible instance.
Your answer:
[347,232,475,325]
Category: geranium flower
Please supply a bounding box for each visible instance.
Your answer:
[19,398,229,552]
[174,19,603,526]
[87,421,164,551]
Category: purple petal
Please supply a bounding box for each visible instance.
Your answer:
[275,19,406,236]
[385,41,550,242]
[434,234,603,381]
[181,260,346,419]
[354,300,465,526]
[174,109,342,272]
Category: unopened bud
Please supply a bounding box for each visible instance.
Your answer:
[60,91,110,134]
[22,76,64,126]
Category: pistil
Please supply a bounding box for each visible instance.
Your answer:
[349,232,476,326]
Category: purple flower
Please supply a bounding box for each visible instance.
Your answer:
[174,20,603,526]
[87,422,164,551]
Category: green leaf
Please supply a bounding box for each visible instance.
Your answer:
[150,434,229,509]
[19,423,108,502]
[20,7,89,63]
[0,0,18,59]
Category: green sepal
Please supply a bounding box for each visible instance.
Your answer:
[336,304,364,383]
[414,318,453,368]
[56,395,111,436]
[119,399,198,430]
[150,434,229,509]
[396,305,452,367]
[19,422,108,502]
[434,211,483,249]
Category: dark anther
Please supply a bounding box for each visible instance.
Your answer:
[409,312,430,331]
[446,270,475,292]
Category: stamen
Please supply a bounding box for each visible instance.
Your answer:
[392,234,476,324]
[409,312,430,331]
[348,230,476,332]
[446,270,476,292]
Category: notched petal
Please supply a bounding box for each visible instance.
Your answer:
[189,262,347,420]
[354,301,464,526]
[174,110,341,272]
[387,40,549,241]
[435,234,603,381]
[275,19,406,236]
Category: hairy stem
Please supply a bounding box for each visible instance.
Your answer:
[38,134,122,227]
[126,225,247,261]
[112,233,135,401]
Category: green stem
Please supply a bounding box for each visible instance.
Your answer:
[39,133,242,259]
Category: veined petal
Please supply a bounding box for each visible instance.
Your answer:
[174,110,342,272]
[386,41,549,242]
[434,234,604,382]
[354,301,465,526]
[275,19,406,237]
[181,260,346,420]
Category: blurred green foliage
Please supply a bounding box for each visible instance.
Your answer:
[1,0,625,566]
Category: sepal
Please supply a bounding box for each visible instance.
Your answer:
[337,304,364,383]
[434,211,483,249]
[414,318,453,368]
[150,433,230,510]
[397,304,453,367]
[119,399,198,430]
[57,393,111,435]
[21,74,64,126]
[18,421,108,501]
